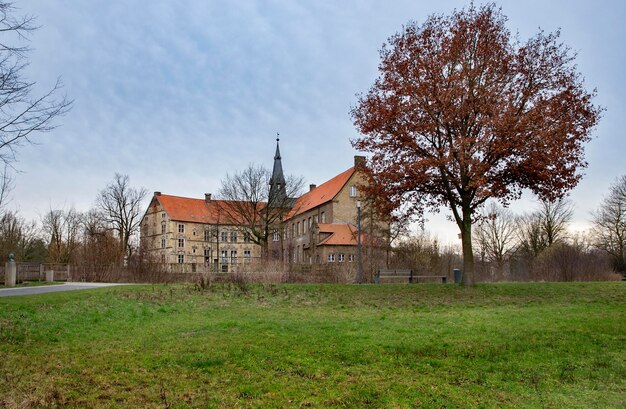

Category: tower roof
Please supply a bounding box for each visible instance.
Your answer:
[270,136,286,186]
[269,136,287,205]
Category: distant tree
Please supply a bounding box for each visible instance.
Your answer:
[0,210,42,261]
[41,206,82,263]
[0,2,71,167]
[351,4,601,284]
[0,164,12,213]
[218,164,303,258]
[474,203,517,270]
[96,173,148,262]
[517,198,573,257]
[391,230,440,274]
[592,176,626,272]
[77,208,122,267]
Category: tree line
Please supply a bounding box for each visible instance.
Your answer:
[0,173,147,267]
[390,180,626,281]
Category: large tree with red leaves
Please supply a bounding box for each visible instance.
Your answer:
[351,4,602,284]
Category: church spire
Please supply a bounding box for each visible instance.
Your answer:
[274,134,282,160]
[269,133,287,205]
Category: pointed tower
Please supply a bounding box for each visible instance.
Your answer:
[269,135,287,206]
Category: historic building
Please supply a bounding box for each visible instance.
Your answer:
[140,140,378,269]
[280,155,368,265]
[140,193,262,272]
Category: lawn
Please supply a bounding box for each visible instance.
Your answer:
[0,282,624,408]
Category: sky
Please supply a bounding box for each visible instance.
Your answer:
[7,0,626,243]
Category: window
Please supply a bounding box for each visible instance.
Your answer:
[308,217,312,228]
[178,224,184,233]
[161,223,166,234]
[297,222,300,236]
[162,213,166,219]
[192,228,196,236]
[327,254,335,263]
[321,212,326,223]
[221,231,228,242]
[244,249,251,262]
[161,254,166,263]
[230,231,238,243]
[314,215,318,224]
[204,229,211,242]
[192,246,196,254]
[230,250,238,264]
[178,238,185,248]
[204,248,211,257]
[303,220,307,234]
[161,238,166,248]
[178,254,184,264]
[349,185,357,197]
[244,232,251,243]
[272,230,279,241]
[221,250,228,264]
[338,254,345,262]
[348,254,355,262]
[292,224,296,237]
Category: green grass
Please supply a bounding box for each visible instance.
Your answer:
[0,282,624,408]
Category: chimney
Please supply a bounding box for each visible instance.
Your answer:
[309,184,317,192]
[205,193,212,202]
[354,155,366,168]
[154,191,161,196]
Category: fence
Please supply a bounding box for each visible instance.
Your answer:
[53,260,362,284]
[0,263,71,283]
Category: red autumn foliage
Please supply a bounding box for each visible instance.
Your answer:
[350,4,602,284]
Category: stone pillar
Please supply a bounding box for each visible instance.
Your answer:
[45,270,54,282]
[4,254,16,287]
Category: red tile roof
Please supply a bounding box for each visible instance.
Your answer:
[155,194,264,225]
[287,167,355,219]
[317,223,362,246]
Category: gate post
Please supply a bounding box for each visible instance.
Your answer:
[4,254,16,287]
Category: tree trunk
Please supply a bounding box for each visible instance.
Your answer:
[460,207,474,286]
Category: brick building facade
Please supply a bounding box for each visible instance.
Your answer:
[140,141,383,269]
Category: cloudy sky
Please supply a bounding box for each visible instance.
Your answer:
[8,0,626,242]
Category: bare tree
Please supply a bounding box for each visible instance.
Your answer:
[517,199,573,257]
[0,164,12,213]
[96,173,148,262]
[218,164,303,258]
[592,176,626,272]
[0,2,71,166]
[77,208,122,267]
[474,203,518,279]
[0,209,42,261]
[390,230,440,274]
[539,199,574,247]
[41,208,63,262]
[475,203,518,267]
[41,206,82,263]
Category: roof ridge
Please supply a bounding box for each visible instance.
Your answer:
[286,166,356,219]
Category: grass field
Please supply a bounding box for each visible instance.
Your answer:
[0,282,624,408]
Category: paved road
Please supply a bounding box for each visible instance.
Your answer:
[0,282,127,297]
